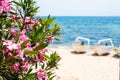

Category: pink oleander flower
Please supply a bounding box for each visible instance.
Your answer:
[19,29,29,43]
[35,53,46,62]
[13,62,20,73]
[56,76,61,80]
[1,37,5,41]
[38,48,47,54]
[30,19,37,24]
[21,17,37,30]
[21,60,28,74]
[3,40,13,46]
[3,39,20,51]
[25,42,33,51]
[0,6,3,14]
[3,49,12,56]
[10,27,16,36]
[10,14,17,20]
[21,17,30,24]
[8,52,12,56]
[37,69,47,80]
[20,29,26,35]
[49,36,54,42]
[25,42,31,48]
[24,17,30,23]
[2,48,9,53]
[29,20,37,29]
[29,61,34,65]
[32,43,39,49]
[16,49,24,59]
[0,0,11,15]
[28,23,35,30]
[7,43,20,51]
[34,49,47,62]
[2,48,9,56]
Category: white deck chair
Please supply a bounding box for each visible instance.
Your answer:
[72,37,90,53]
[92,38,115,56]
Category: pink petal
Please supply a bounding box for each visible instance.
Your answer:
[13,62,20,73]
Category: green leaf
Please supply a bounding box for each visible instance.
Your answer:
[17,20,23,30]
[27,68,33,76]
[24,51,39,55]
[25,73,37,80]
[47,15,51,19]
[41,63,45,69]
[46,52,60,69]
[0,76,3,80]
[33,43,48,51]
[47,72,56,80]
[43,54,51,60]
[35,63,37,69]
[12,1,21,7]
[49,75,56,80]
[21,40,30,50]
[24,68,33,79]
[47,18,55,26]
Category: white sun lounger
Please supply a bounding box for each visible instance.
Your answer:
[92,38,116,55]
[72,36,90,53]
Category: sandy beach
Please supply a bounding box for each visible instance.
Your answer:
[48,46,119,80]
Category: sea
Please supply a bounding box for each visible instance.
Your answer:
[47,16,120,47]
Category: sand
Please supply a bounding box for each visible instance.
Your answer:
[48,46,119,80]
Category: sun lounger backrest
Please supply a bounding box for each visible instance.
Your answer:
[75,37,90,47]
[97,38,114,47]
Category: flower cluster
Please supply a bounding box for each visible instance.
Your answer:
[2,28,54,76]
[0,0,60,80]
[37,69,47,80]
[22,17,38,30]
[0,0,11,15]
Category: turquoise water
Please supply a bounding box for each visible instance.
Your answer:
[53,16,120,47]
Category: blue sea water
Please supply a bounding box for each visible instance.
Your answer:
[52,16,120,47]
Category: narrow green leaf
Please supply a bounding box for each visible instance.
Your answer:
[33,43,48,51]
[50,75,56,80]
[12,1,21,7]
[24,68,33,79]
[0,76,3,80]
[24,51,39,55]
[21,40,30,50]
[42,63,45,69]
[47,18,55,26]
[27,68,32,76]
[35,63,37,69]
[43,54,51,60]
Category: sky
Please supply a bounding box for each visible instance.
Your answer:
[36,0,120,16]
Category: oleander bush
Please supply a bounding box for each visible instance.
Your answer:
[0,0,60,80]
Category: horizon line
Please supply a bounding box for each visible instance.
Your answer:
[35,15,120,17]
